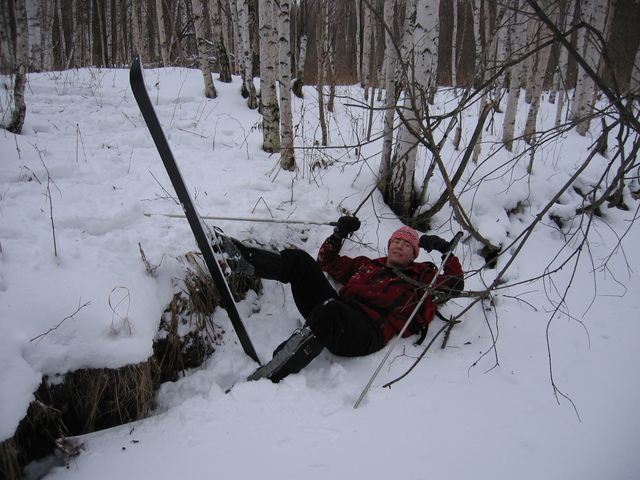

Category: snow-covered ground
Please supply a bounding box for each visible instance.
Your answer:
[1,67,639,480]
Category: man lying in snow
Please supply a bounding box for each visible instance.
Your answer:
[224,217,464,383]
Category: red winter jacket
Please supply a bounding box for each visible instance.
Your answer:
[317,236,464,344]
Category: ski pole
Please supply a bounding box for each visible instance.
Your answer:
[144,212,335,226]
[353,231,463,409]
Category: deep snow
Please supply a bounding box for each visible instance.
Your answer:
[1,66,639,480]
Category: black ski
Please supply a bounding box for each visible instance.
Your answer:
[129,55,260,364]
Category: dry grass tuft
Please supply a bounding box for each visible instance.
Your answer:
[3,251,262,478]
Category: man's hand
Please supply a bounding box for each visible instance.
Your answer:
[332,216,361,238]
[419,235,450,254]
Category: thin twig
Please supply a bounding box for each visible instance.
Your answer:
[31,300,91,344]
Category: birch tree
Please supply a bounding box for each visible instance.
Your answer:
[523,0,555,150]
[278,0,296,170]
[551,0,574,127]
[360,0,373,92]
[292,33,307,98]
[131,1,144,59]
[451,0,459,87]
[629,42,640,95]
[570,0,610,135]
[211,0,232,83]
[6,0,29,134]
[502,0,524,151]
[316,0,329,146]
[386,0,441,218]
[259,0,281,152]
[234,0,258,108]
[39,0,53,70]
[378,0,401,191]
[192,0,217,98]
[156,0,170,65]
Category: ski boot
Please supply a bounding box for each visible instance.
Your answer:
[209,226,255,276]
[247,326,324,383]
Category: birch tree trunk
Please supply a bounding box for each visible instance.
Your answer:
[388,0,422,216]
[95,1,106,66]
[629,42,640,95]
[40,0,53,70]
[192,0,217,98]
[471,0,483,84]
[54,0,66,69]
[7,0,28,134]
[570,0,609,135]
[387,0,440,218]
[278,0,296,171]
[316,0,328,146]
[211,0,232,83]
[235,0,258,108]
[104,0,112,66]
[65,0,77,68]
[292,33,307,98]
[131,1,144,58]
[156,0,170,65]
[552,0,574,126]
[259,0,280,152]
[470,0,484,163]
[325,1,336,113]
[378,0,400,191]
[523,0,554,149]
[451,0,459,88]
[502,0,523,151]
[26,0,40,69]
[361,0,373,92]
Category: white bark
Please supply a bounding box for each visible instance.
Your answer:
[552,0,574,126]
[523,1,554,148]
[629,42,640,95]
[471,0,483,83]
[570,0,609,135]
[502,0,523,151]
[27,0,41,69]
[278,0,295,171]
[156,0,170,65]
[131,1,144,58]
[7,0,29,134]
[451,0,458,87]
[387,0,440,217]
[378,0,399,187]
[211,0,231,83]
[39,0,53,70]
[361,1,373,91]
[235,0,258,109]
[316,0,328,145]
[259,0,280,152]
[192,0,217,98]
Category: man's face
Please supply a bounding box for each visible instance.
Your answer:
[386,238,416,268]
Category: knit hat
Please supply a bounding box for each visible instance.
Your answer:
[388,226,420,258]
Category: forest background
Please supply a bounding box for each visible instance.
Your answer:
[2,0,640,223]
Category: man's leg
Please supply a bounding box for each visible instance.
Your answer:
[248,298,385,383]
[306,298,386,357]
[233,243,339,317]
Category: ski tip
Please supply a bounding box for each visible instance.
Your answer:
[130,55,142,79]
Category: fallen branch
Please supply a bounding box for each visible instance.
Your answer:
[143,212,334,226]
[383,320,451,389]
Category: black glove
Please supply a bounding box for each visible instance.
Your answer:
[332,216,361,238]
[419,235,450,254]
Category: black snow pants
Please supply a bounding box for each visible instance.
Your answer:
[238,244,386,357]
